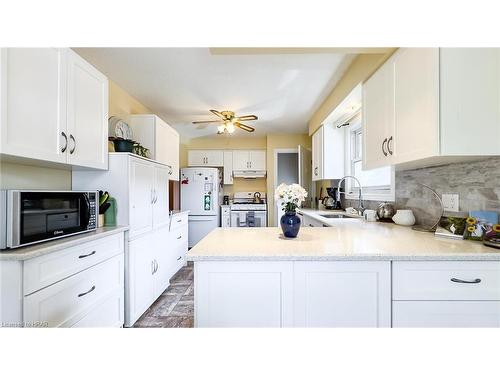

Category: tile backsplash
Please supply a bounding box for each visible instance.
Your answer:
[343,157,500,226]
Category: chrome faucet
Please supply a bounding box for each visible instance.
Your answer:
[336,175,364,216]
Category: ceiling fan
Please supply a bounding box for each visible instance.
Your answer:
[192,110,258,134]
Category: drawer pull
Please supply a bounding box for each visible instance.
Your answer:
[177,235,182,240]
[177,219,182,223]
[78,285,96,298]
[177,256,182,261]
[78,250,96,259]
[450,277,482,284]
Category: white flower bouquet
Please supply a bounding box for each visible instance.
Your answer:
[275,183,308,213]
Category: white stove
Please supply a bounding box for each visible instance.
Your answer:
[228,192,267,227]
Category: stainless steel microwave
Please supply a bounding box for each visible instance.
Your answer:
[0,190,98,249]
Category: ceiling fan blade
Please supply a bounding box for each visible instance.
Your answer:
[192,120,223,124]
[236,115,258,121]
[210,109,226,120]
[234,121,255,132]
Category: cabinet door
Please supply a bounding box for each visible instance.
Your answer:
[0,48,67,163]
[223,150,233,184]
[440,48,500,155]
[126,234,155,326]
[294,261,391,327]
[195,261,294,327]
[66,49,108,170]
[393,48,439,164]
[153,166,170,229]
[163,123,180,180]
[249,150,266,170]
[205,150,223,166]
[129,159,154,239]
[152,226,172,297]
[232,150,249,170]
[363,56,394,170]
[188,150,206,166]
[311,127,323,181]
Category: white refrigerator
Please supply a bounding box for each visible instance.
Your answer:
[180,167,222,248]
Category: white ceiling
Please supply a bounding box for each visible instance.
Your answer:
[74,48,357,140]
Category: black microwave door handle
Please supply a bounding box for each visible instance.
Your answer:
[81,194,91,229]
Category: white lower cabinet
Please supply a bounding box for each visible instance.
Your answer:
[392,261,500,328]
[294,262,391,327]
[0,232,127,328]
[195,261,294,328]
[24,254,124,328]
[125,212,189,327]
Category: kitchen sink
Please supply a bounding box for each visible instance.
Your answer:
[319,214,349,219]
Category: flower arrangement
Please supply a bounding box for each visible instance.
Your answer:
[275,183,308,213]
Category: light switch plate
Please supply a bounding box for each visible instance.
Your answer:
[442,193,459,212]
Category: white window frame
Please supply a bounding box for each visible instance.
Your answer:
[343,113,395,202]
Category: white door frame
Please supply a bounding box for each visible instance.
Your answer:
[273,148,299,225]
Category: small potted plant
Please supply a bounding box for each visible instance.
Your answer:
[275,183,308,238]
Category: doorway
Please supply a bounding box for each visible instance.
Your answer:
[273,147,313,225]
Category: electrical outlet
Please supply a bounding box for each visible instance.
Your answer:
[442,193,459,212]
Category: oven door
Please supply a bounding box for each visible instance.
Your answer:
[230,211,267,227]
[10,191,96,248]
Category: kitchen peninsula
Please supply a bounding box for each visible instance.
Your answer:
[187,220,500,328]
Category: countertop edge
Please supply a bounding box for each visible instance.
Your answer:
[0,226,129,261]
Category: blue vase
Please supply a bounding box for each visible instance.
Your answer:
[280,211,301,238]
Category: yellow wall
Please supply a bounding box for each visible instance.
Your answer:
[0,80,153,189]
[308,51,396,135]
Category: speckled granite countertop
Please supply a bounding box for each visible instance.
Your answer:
[0,226,129,261]
[187,223,500,261]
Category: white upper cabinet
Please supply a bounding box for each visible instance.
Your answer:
[128,114,180,180]
[363,57,395,170]
[223,150,233,184]
[0,48,108,170]
[232,150,266,171]
[188,149,223,167]
[393,48,439,164]
[312,125,344,181]
[66,49,108,170]
[363,48,500,170]
[0,48,67,164]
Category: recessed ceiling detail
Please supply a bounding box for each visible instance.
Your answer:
[74,48,357,140]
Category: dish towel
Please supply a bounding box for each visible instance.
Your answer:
[246,211,255,227]
[238,212,246,226]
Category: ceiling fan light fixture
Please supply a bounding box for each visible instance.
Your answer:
[226,121,235,134]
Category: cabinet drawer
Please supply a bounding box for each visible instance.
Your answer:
[170,212,188,231]
[24,233,124,295]
[170,225,188,246]
[71,288,123,327]
[392,301,500,328]
[24,254,124,327]
[393,261,500,301]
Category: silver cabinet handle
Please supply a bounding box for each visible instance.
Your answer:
[69,134,76,154]
[153,189,158,204]
[387,136,393,155]
[177,219,182,223]
[382,138,388,156]
[61,132,68,153]
[451,277,481,284]
[78,285,95,298]
[177,256,182,261]
[177,235,182,240]
[314,167,318,176]
[78,250,96,259]
[151,260,155,274]
[154,260,158,273]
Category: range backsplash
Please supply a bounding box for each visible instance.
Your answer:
[342,157,500,226]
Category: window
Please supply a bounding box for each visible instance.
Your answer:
[344,113,395,201]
